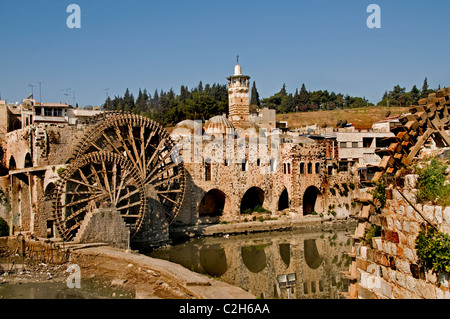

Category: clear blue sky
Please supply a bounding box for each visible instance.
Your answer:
[1,0,449,107]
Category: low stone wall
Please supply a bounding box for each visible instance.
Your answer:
[356,175,450,299]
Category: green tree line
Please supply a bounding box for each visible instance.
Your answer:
[102,77,443,126]
[377,77,439,107]
[103,82,228,126]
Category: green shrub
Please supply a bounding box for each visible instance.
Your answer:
[362,224,381,248]
[369,178,386,207]
[416,158,450,206]
[416,226,450,273]
[0,217,9,237]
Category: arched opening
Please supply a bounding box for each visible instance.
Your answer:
[241,245,267,273]
[278,188,289,211]
[199,244,228,277]
[303,186,320,215]
[304,239,324,269]
[24,153,32,168]
[279,244,290,267]
[198,189,226,217]
[9,156,16,170]
[44,183,56,238]
[240,187,264,214]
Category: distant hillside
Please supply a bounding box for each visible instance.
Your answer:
[276,106,410,130]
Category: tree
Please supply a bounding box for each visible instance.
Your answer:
[421,77,429,98]
[298,83,310,109]
[250,81,260,107]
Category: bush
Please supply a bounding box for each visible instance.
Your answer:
[0,217,9,237]
[416,158,450,206]
[362,224,381,248]
[369,178,386,207]
[416,226,450,273]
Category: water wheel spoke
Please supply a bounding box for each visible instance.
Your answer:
[65,205,89,222]
[158,193,179,205]
[101,131,122,155]
[128,123,144,173]
[89,163,103,190]
[157,189,183,194]
[117,200,142,211]
[63,192,108,208]
[152,174,182,187]
[101,160,113,201]
[145,137,167,173]
[67,178,104,192]
[117,188,140,203]
[147,162,179,185]
[114,123,138,168]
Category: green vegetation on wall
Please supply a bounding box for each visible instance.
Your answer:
[416,226,450,273]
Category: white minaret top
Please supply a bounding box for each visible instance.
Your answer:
[234,64,242,76]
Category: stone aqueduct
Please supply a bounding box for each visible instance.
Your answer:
[3,111,359,247]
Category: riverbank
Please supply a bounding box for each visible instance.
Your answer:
[0,240,254,299]
[170,215,356,239]
[0,216,355,299]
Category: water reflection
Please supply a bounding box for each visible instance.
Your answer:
[149,229,354,299]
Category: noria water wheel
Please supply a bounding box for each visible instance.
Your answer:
[53,112,186,241]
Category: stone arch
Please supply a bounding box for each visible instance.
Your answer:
[9,156,16,170]
[24,153,32,168]
[303,185,321,215]
[240,186,265,214]
[278,187,289,211]
[198,189,226,217]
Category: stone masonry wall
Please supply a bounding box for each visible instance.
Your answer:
[356,174,450,299]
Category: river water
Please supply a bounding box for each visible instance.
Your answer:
[148,227,355,299]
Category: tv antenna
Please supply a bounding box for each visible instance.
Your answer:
[61,88,71,104]
[103,88,110,99]
[28,84,36,98]
[37,81,44,104]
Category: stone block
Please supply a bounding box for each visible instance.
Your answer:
[443,207,450,224]
[438,272,449,288]
[395,259,411,275]
[396,271,406,288]
[435,206,443,224]
[406,275,416,293]
[404,247,417,263]
[402,220,410,233]
[404,174,418,189]
[426,269,437,284]
[423,205,435,223]
[384,230,399,244]
[436,287,445,299]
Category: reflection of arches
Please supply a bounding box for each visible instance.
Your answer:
[303,186,320,215]
[279,244,290,267]
[199,244,228,277]
[9,156,16,170]
[278,188,289,211]
[199,189,226,217]
[24,153,32,168]
[241,245,267,273]
[240,187,264,214]
[304,239,323,269]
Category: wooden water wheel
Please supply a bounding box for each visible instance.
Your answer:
[53,152,146,241]
[53,112,186,241]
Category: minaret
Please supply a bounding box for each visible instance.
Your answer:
[227,58,250,126]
